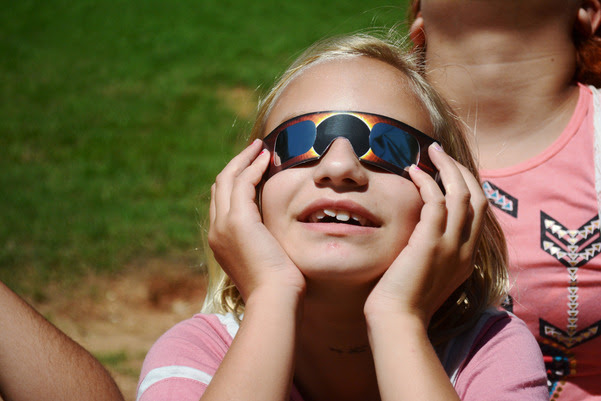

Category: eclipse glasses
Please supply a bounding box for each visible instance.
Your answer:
[262,111,440,182]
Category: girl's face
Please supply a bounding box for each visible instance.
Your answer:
[261,57,434,284]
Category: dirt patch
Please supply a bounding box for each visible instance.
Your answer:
[216,85,257,119]
[32,257,207,401]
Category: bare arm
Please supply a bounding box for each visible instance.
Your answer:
[201,288,302,401]
[0,281,124,401]
[365,144,486,400]
[203,140,306,401]
[367,313,458,401]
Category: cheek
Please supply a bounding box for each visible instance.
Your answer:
[382,181,424,245]
[259,181,278,230]
[259,172,299,231]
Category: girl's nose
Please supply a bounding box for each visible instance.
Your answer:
[312,138,369,188]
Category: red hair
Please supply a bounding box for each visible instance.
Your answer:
[575,28,601,87]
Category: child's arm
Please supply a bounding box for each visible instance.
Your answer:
[203,139,306,401]
[0,281,124,401]
[200,288,302,401]
[366,313,459,400]
[365,143,485,400]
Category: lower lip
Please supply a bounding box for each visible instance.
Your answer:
[300,222,378,236]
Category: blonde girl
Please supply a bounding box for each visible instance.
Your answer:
[137,32,547,401]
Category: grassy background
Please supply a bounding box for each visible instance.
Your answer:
[1,0,410,294]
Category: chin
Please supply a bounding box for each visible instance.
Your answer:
[293,257,389,285]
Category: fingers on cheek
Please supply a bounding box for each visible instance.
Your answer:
[470,198,488,239]
[208,151,268,257]
[471,189,489,217]
[444,184,472,233]
[409,164,431,188]
[461,200,487,251]
[444,181,471,207]
[223,151,270,210]
[421,199,447,236]
[427,144,466,190]
[408,164,445,208]
[237,138,264,162]
[207,220,223,253]
[408,177,446,237]
[454,163,489,238]
[219,139,265,182]
[208,179,238,250]
[427,142,447,167]
[230,173,260,207]
[248,149,271,183]
[459,205,475,243]
[453,163,487,208]
[208,206,244,255]
[213,170,233,202]
[210,180,230,228]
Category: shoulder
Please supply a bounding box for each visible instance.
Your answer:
[142,313,239,366]
[136,313,240,401]
[586,84,601,114]
[589,84,601,129]
[453,309,548,400]
[468,309,541,361]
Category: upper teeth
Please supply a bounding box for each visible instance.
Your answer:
[311,208,367,226]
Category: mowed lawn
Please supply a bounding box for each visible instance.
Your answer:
[0,0,410,292]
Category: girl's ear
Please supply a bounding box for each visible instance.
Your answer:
[409,12,426,48]
[576,0,601,36]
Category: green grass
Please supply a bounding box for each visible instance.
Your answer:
[95,349,142,379]
[0,0,410,291]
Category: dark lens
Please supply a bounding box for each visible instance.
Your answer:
[315,114,370,156]
[274,120,317,166]
[370,123,419,168]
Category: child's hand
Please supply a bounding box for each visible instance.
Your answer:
[208,139,306,303]
[364,143,487,327]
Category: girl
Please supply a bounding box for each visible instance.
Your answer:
[137,33,548,400]
[409,1,601,398]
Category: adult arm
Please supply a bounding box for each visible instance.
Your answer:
[0,281,124,401]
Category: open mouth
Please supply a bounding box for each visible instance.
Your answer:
[306,208,376,227]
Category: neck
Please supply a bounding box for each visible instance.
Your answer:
[423,0,581,169]
[294,280,380,401]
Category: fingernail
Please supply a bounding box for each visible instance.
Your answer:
[259,149,269,156]
[431,142,443,152]
[248,138,261,148]
[411,164,420,171]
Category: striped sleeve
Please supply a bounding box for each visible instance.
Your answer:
[136,313,239,401]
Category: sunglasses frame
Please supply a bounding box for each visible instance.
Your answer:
[262,111,440,182]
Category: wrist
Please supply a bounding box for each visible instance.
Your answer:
[245,283,305,314]
[364,302,429,334]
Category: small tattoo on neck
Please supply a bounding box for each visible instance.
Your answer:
[329,345,369,354]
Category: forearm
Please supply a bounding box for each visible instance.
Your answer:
[201,287,303,401]
[0,281,124,401]
[366,312,460,401]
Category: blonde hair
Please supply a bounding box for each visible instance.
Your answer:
[203,32,508,346]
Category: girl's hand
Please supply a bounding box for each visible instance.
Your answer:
[364,143,487,327]
[208,139,306,302]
